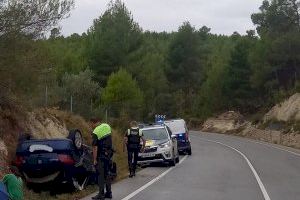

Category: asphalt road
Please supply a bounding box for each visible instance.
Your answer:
[82,131,300,200]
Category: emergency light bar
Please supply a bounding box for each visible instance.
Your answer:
[155,114,166,124]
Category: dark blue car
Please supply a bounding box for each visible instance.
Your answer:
[165,119,192,155]
[14,130,96,190]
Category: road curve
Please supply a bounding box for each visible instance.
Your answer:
[82,132,300,200]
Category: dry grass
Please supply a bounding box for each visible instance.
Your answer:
[24,185,98,200]
[40,109,93,143]
[0,102,28,177]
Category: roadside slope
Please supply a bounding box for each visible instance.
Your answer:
[201,93,300,149]
[0,105,127,199]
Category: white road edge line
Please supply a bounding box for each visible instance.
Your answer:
[195,133,300,157]
[249,140,300,157]
[121,155,188,200]
[198,138,271,200]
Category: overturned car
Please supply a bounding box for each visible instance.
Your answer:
[14,130,116,190]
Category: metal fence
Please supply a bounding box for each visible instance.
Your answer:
[0,81,18,107]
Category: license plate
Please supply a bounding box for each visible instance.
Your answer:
[27,159,36,165]
[141,153,155,158]
[28,157,48,165]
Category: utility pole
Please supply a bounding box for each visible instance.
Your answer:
[45,85,48,107]
[44,67,52,108]
[105,108,108,123]
[90,99,93,114]
[70,95,73,113]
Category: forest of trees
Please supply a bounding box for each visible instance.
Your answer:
[0,0,299,122]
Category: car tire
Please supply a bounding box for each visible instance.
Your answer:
[169,151,176,166]
[68,130,83,150]
[187,148,192,155]
[169,159,176,166]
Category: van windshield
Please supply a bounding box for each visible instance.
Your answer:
[165,120,186,134]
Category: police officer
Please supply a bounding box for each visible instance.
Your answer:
[91,119,113,200]
[124,121,145,178]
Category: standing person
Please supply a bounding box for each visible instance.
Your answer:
[124,121,145,178]
[91,119,113,200]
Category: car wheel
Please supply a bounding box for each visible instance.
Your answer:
[169,151,176,166]
[68,130,83,150]
[175,156,179,163]
[187,148,192,155]
[169,159,176,166]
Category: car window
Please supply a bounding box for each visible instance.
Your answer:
[165,120,186,134]
[142,128,169,141]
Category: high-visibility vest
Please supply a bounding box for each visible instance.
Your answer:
[93,123,111,140]
[127,127,142,149]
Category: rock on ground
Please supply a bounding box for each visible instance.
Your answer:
[202,111,246,133]
[264,93,300,122]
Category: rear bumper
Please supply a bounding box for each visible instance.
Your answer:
[177,141,191,151]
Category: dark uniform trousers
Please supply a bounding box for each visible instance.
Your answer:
[97,158,111,195]
[127,148,139,172]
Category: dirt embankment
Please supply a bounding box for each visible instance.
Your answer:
[0,105,126,181]
[0,106,92,177]
[202,93,300,149]
[202,111,246,133]
[264,93,300,122]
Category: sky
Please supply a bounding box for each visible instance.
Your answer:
[60,0,263,36]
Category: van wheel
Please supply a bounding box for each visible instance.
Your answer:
[187,148,192,155]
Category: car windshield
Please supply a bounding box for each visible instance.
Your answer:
[165,120,186,134]
[142,128,169,141]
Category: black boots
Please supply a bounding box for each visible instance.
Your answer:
[129,169,136,178]
[129,170,133,178]
[92,194,104,200]
[105,192,112,199]
[129,168,136,178]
